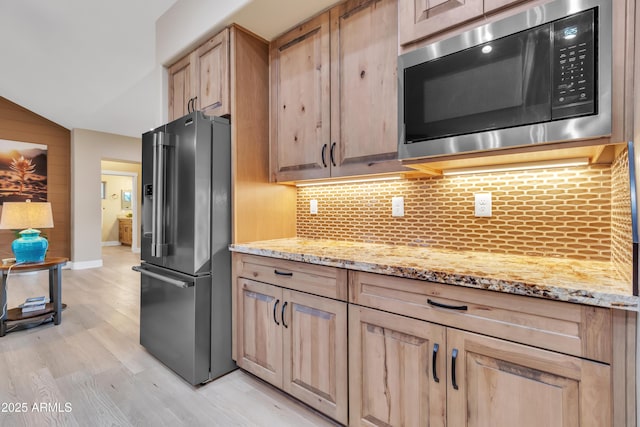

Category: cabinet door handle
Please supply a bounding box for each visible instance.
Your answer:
[193,96,198,111]
[274,269,293,277]
[321,143,328,168]
[427,299,468,311]
[330,142,336,167]
[188,98,193,113]
[451,348,459,390]
[281,301,288,328]
[432,343,440,383]
[273,299,280,325]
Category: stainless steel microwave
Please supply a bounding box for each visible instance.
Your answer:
[398,0,612,160]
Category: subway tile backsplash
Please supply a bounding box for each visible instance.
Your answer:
[298,149,632,267]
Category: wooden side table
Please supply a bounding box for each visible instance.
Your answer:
[0,257,68,337]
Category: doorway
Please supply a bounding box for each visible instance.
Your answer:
[100,162,140,253]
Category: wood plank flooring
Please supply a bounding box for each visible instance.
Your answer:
[0,246,337,426]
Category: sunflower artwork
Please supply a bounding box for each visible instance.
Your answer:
[0,139,47,204]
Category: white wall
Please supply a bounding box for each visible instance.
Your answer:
[71,129,141,269]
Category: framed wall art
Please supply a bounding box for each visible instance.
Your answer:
[0,139,47,203]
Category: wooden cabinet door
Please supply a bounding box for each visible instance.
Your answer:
[195,29,229,117]
[398,0,483,45]
[330,0,404,178]
[282,289,348,424]
[484,0,525,14]
[270,13,331,182]
[168,53,196,121]
[446,329,611,427]
[349,306,446,427]
[120,220,132,245]
[235,278,283,388]
[125,224,132,245]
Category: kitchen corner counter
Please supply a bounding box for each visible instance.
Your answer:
[230,238,639,311]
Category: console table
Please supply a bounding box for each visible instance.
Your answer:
[0,257,68,337]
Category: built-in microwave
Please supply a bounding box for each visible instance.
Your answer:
[398,0,612,160]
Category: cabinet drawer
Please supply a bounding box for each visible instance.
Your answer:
[350,271,612,363]
[234,254,347,301]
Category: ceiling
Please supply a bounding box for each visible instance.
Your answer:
[0,0,178,138]
[0,0,337,138]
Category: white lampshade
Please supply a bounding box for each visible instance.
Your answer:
[0,201,54,230]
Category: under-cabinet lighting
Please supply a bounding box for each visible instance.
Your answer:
[295,175,403,187]
[442,157,590,176]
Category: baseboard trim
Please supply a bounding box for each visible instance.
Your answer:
[69,259,103,270]
[101,241,121,247]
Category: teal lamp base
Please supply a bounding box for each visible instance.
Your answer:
[12,228,48,263]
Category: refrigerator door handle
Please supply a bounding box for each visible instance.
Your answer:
[151,132,159,256]
[152,132,168,257]
[132,266,193,289]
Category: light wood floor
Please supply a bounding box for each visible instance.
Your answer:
[0,246,337,426]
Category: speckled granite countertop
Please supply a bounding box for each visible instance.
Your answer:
[229,238,639,311]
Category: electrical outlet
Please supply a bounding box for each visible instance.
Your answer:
[392,196,404,217]
[310,199,318,215]
[474,192,492,217]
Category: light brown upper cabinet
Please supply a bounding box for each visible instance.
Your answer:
[270,13,331,182]
[168,53,194,120]
[398,0,524,46]
[168,29,229,121]
[270,0,405,182]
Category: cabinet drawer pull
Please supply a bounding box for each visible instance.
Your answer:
[427,299,468,311]
[273,299,280,325]
[281,301,289,328]
[274,270,293,277]
[451,348,459,390]
[432,343,440,383]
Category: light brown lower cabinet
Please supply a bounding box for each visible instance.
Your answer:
[118,218,132,246]
[349,305,446,426]
[236,278,348,424]
[349,305,612,427]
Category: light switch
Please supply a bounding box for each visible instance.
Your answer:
[310,199,318,215]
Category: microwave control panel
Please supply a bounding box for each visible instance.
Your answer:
[551,8,596,119]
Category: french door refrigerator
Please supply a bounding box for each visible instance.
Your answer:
[133,111,236,385]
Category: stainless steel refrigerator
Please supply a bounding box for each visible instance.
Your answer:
[133,111,236,385]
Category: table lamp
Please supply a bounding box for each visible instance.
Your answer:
[0,200,54,263]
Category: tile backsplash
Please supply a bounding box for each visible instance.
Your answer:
[611,148,633,283]
[298,149,632,265]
